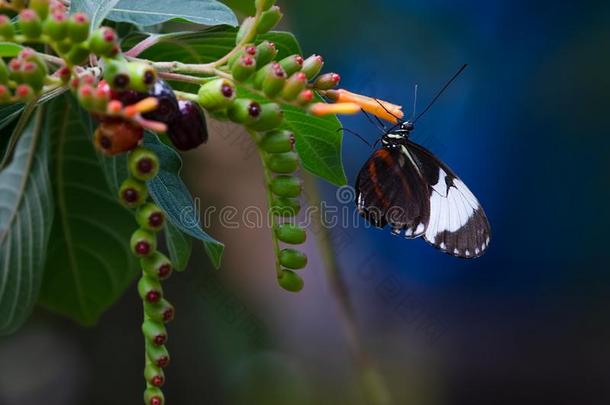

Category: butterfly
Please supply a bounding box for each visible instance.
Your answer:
[354,66,491,258]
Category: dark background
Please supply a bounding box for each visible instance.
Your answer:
[1,0,609,404]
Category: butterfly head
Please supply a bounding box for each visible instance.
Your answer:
[381,120,414,148]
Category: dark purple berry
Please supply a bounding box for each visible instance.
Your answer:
[149,213,164,228]
[248,102,261,117]
[143,79,179,124]
[221,84,233,98]
[167,100,208,151]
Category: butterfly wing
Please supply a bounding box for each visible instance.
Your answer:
[406,140,491,258]
[355,147,430,237]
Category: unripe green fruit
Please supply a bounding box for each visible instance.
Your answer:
[127,62,157,92]
[103,59,131,90]
[20,61,45,91]
[227,98,261,126]
[255,0,276,11]
[42,11,68,41]
[257,6,283,35]
[141,251,173,280]
[0,85,11,103]
[144,387,165,405]
[0,15,15,38]
[55,39,72,54]
[144,363,165,387]
[138,275,163,303]
[228,44,258,68]
[77,84,95,110]
[144,298,175,324]
[30,0,50,20]
[89,27,118,57]
[269,175,302,197]
[275,223,306,244]
[301,54,324,79]
[197,78,235,111]
[67,12,90,43]
[261,63,286,98]
[313,73,341,90]
[236,16,255,44]
[256,40,278,66]
[278,54,304,76]
[131,228,157,257]
[258,130,294,153]
[278,269,304,292]
[279,248,308,269]
[136,203,166,232]
[281,72,307,101]
[231,54,256,82]
[128,147,160,181]
[66,45,90,65]
[271,196,301,217]
[247,102,283,131]
[18,9,43,39]
[8,59,23,83]
[146,342,170,368]
[142,319,168,346]
[266,151,299,174]
[119,177,148,208]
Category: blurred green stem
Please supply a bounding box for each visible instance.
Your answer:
[303,174,392,405]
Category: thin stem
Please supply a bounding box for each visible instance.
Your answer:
[157,71,211,86]
[124,34,161,58]
[302,174,392,405]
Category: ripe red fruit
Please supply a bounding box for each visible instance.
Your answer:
[93,119,143,156]
[167,100,208,151]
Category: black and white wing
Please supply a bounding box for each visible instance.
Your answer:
[355,147,430,237]
[407,140,491,258]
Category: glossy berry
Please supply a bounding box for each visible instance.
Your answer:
[136,203,166,232]
[93,119,143,156]
[279,248,308,269]
[167,100,208,151]
[278,269,304,292]
[142,251,173,280]
[130,228,157,257]
[128,147,160,181]
[142,79,180,123]
[275,223,306,244]
[118,177,148,208]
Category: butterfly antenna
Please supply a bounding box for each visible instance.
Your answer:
[374,98,403,123]
[338,127,372,148]
[411,84,419,121]
[361,108,386,132]
[414,64,468,123]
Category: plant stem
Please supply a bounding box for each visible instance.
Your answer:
[302,174,392,405]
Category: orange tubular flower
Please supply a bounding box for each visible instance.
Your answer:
[324,89,404,124]
[309,101,361,117]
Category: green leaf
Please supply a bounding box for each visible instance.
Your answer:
[218,0,255,16]
[0,109,53,336]
[106,0,237,27]
[38,95,138,326]
[0,42,23,57]
[165,221,192,271]
[69,0,121,31]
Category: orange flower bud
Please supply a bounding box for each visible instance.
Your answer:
[309,102,361,117]
[325,89,403,123]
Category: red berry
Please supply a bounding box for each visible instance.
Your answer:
[245,46,257,55]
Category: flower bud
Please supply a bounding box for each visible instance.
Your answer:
[77,84,95,110]
[261,62,286,98]
[30,0,50,20]
[266,151,299,174]
[94,119,143,156]
[93,84,110,112]
[275,223,306,244]
[67,12,89,43]
[255,40,277,66]
[20,62,44,91]
[296,89,314,105]
[14,84,34,102]
[141,251,173,280]
[130,228,157,257]
[0,85,11,103]
[138,275,163,303]
[257,6,283,34]
[144,298,175,323]
[278,54,304,76]
[279,248,308,269]
[42,11,68,41]
[248,102,283,131]
[301,54,324,79]
[142,319,168,346]
[146,342,170,368]
[89,27,119,57]
[144,387,165,405]
[128,147,160,181]
[278,269,304,292]
[227,98,261,125]
[18,9,42,39]
[136,203,166,232]
[236,16,255,44]
[104,59,131,90]
[281,72,307,101]
[127,62,157,92]
[269,175,302,197]
[167,100,208,150]
[0,15,15,39]
[8,58,23,83]
[65,44,90,65]
[231,54,256,82]
[255,0,276,11]
[144,363,165,387]
[197,78,235,111]
[271,196,301,217]
[118,177,148,208]
[258,130,294,153]
[313,73,341,90]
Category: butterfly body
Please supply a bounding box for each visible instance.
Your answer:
[355,121,491,258]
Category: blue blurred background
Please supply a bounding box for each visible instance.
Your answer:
[1,1,609,404]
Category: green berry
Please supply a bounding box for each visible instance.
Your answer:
[144,363,165,387]
[144,298,175,323]
[119,177,148,208]
[89,27,118,57]
[313,73,341,90]
[67,12,90,43]
[42,11,68,41]
[257,5,283,35]
[227,98,261,125]
[281,72,308,101]
[103,59,131,90]
[18,9,43,39]
[271,196,301,217]
[269,175,302,197]
[141,251,173,280]
[138,275,163,303]
[146,342,170,368]
[136,203,166,232]
[258,130,294,153]
[197,78,235,111]
[278,269,304,292]
[20,61,45,91]
[275,223,306,244]
[255,40,278,66]
[247,102,283,131]
[278,54,304,76]
[231,54,256,82]
[30,0,50,20]
[127,62,157,92]
[142,319,168,346]
[0,15,15,39]
[66,44,90,65]
[266,151,299,174]
[144,387,165,405]
[279,248,308,270]
[260,62,286,98]
[256,0,276,11]
[131,228,157,257]
[128,147,160,181]
[301,54,324,80]
[55,39,72,54]
[14,84,34,102]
